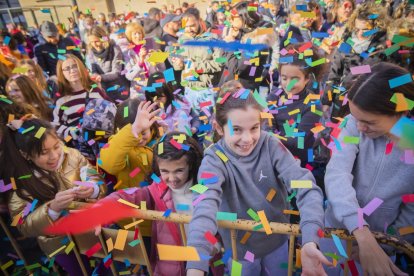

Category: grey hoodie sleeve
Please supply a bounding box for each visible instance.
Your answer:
[101,44,125,83]
[270,137,325,245]
[186,150,224,272]
[324,116,368,232]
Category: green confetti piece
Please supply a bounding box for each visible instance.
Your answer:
[41,266,49,273]
[216,211,237,221]
[25,263,41,270]
[213,259,224,267]
[298,53,304,60]
[400,123,414,149]
[343,136,360,144]
[91,84,98,89]
[298,136,304,149]
[18,174,32,180]
[252,90,267,108]
[184,125,192,137]
[311,58,326,67]
[48,257,55,268]
[253,224,263,231]
[247,208,260,222]
[287,190,297,202]
[0,97,13,104]
[49,53,56,59]
[279,262,289,269]
[215,57,227,63]
[345,37,355,46]
[231,260,242,276]
[123,106,128,118]
[22,126,35,134]
[339,117,349,129]
[119,271,132,275]
[60,106,69,111]
[57,49,66,54]
[385,44,400,56]
[312,109,323,117]
[128,239,141,247]
[190,183,208,194]
[325,252,340,260]
[286,79,298,92]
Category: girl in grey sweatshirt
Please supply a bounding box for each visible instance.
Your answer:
[186,81,330,275]
[324,62,413,276]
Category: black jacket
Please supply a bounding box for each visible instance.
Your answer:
[34,36,83,76]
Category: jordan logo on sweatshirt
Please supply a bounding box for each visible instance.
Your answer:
[259,170,267,182]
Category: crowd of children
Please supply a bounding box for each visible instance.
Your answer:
[0,0,414,275]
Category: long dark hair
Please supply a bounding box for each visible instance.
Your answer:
[213,80,263,142]
[145,72,176,112]
[348,62,414,116]
[152,131,203,185]
[0,119,60,203]
[232,1,262,30]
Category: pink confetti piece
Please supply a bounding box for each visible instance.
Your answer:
[192,194,206,206]
[350,65,372,75]
[244,251,255,263]
[362,197,383,216]
[129,167,141,178]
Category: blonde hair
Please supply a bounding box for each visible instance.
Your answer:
[87,26,110,49]
[345,2,390,33]
[5,75,51,120]
[56,54,95,97]
[16,59,48,93]
[125,22,145,43]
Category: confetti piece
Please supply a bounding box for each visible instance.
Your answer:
[176,204,190,211]
[240,232,251,244]
[129,239,141,247]
[169,138,182,150]
[343,136,360,144]
[362,197,383,216]
[49,245,67,258]
[117,199,140,209]
[244,251,255,263]
[402,194,414,203]
[205,231,218,245]
[85,242,102,258]
[21,126,35,134]
[157,244,200,261]
[124,219,144,230]
[350,65,371,75]
[215,150,229,162]
[266,189,277,202]
[148,52,169,63]
[257,210,272,235]
[389,74,413,89]
[65,241,75,254]
[286,79,298,92]
[1,260,13,270]
[216,212,237,221]
[158,142,164,155]
[247,208,260,221]
[192,194,206,206]
[114,229,128,250]
[399,226,414,236]
[291,180,312,188]
[190,183,208,194]
[123,107,128,118]
[331,234,348,258]
[228,119,234,136]
[231,260,242,276]
[129,167,141,178]
[288,108,300,116]
[283,210,300,215]
[163,209,172,217]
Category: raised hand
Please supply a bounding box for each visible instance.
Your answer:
[131,101,161,138]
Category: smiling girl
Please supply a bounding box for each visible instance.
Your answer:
[186,81,329,276]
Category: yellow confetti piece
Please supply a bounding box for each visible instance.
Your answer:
[158,142,164,155]
[157,244,200,261]
[266,189,277,202]
[71,5,78,12]
[311,125,325,134]
[1,260,13,271]
[291,180,312,188]
[140,201,147,210]
[257,210,272,235]
[256,28,274,35]
[49,245,66,258]
[250,57,259,66]
[274,134,288,141]
[35,127,46,139]
[215,150,228,162]
[117,198,140,209]
[140,153,148,166]
[283,210,300,215]
[124,219,144,230]
[304,49,313,56]
[95,130,105,136]
[114,229,128,250]
[65,241,75,254]
[240,232,251,245]
[399,226,414,236]
[296,248,302,268]
[288,109,300,116]
[11,212,22,227]
[260,112,273,119]
[158,126,164,137]
[64,135,72,143]
[106,237,113,252]
[7,113,14,123]
[113,180,123,190]
[86,109,95,115]
[255,77,263,83]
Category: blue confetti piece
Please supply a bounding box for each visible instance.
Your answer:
[181,144,190,151]
[97,158,103,165]
[331,234,348,258]
[30,199,38,213]
[163,209,172,217]
[106,85,119,92]
[3,36,11,45]
[140,181,149,187]
[362,28,378,37]
[203,176,219,185]
[116,28,125,34]
[163,68,175,83]
[368,14,379,19]
[296,4,308,11]
[199,124,212,132]
[388,73,413,89]
[151,173,161,183]
[124,258,131,267]
[312,32,330,38]
[103,253,112,263]
[176,204,190,211]
[16,260,24,266]
[240,89,250,99]
[228,119,234,136]
[308,149,314,162]
[338,43,352,54]
[172,100,181,109]
[183,40,268,52]
[222,249,232,263]
[279,56,294,63]
[360,52,369,59]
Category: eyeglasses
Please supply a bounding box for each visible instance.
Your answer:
[62,64,78,72]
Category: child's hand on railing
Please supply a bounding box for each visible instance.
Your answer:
[300,242,332,276]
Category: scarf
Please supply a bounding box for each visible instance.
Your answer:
[92,42,112,61]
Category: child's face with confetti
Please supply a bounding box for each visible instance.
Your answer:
[349,101,401,139]
[217,106,261,157]
[31,133,63,171]
[280,64,310,95]
[137,128,152,147]
[158,155,190,189]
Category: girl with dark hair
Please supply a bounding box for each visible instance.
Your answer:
[99,100,161,190]
[266,43,325,168]
[187,80,329,276]
[97,132,221,276]
[323,62,413,275]
[145,72,199,134]
[1,118,105,275]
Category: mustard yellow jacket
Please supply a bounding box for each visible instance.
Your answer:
[99,124,153,190]
[8,147,106,255]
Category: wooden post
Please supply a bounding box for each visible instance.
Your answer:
[344,240,353,276]
[98,233,118,276]
[287,235,295,276]
[68,235,88,276]
[179,223,187,246]
[137,226,153,276]
[230,229,238,261]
